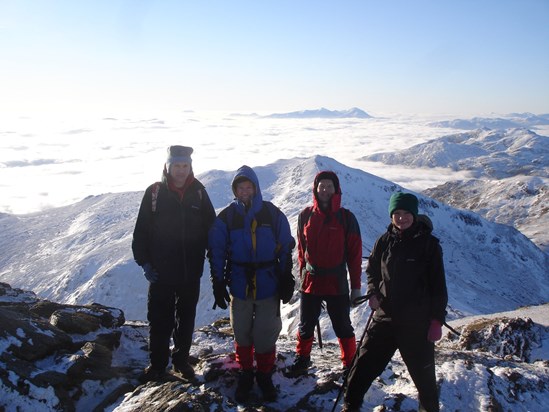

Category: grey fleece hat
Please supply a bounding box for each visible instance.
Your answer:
[166,145,193,170]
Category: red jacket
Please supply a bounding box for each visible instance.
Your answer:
[297,173,362,295]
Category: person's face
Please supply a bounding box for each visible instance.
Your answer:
[316,179,335,205]
[392,210,414,231]
[235,180,255,206]
[169,162,191,187]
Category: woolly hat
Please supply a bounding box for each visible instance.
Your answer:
[388,192,418,217]
[166,145,193,170]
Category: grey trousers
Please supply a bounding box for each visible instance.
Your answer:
[230,295,282,353]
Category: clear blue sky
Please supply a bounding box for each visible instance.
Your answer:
[1,0,548,116]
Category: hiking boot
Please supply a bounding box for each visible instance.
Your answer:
[234,369,254,403]
[341,403,360,412]
[289,355,311,374]
[138,365,165,383]
[173,361,195,379]
[256,371,277,402]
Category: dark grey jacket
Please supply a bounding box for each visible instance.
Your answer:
[132,175,215,285]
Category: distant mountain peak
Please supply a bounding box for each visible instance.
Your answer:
[265,107,372,119]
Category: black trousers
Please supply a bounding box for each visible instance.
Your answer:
[344,319,439,412]
[298,292,354,339]
[147,280,200,369]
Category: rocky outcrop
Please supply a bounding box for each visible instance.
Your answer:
[1,282,548,411]
[0,282,128,412]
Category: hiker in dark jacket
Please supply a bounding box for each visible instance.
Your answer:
[289,171,363,374]
[342,192,448,412]
[132,145,215,383]
[208,165,295,403]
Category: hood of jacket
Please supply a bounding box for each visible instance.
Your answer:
[231,165,263,213]
[312,170,342,215]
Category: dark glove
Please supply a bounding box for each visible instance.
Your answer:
[279,271,295,304]
[212,279,230,310]
[350,289,361,307]
[142,263,159,283]
[427,319,442,342]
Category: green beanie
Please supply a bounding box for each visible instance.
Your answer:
[388,192,419,217]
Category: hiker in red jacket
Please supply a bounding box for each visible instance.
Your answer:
[289,171,363,374]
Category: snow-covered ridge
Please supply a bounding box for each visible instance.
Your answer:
[363,128,548,179]
[429,112,549,129]
[0,156,547,329]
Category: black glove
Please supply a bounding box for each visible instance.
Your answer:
[212,279,230,310]
[142,263,159,283]
[279,271,295,304]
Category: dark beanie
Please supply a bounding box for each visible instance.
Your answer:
[388,192,418,217]
[166,145,193,169]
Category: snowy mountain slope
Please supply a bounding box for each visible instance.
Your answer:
[424,176,549,253]
[360,127,549,253]
[362,128,548,179]
[0,156,547,332]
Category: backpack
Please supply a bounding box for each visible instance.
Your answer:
[220,201,285,293]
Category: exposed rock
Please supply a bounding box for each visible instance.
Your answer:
[446,316,542,362]
[0,306,73,361]
[1,282,547,412]
[0,283,129,411]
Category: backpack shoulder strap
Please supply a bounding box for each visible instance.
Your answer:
[299,206,314,232]
[151,182,162,213]
[262,201,279,235]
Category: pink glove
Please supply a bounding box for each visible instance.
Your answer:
[427,319,442,342]
[368,294,381,310]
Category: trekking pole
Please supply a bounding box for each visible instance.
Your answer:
[317,302,326,349]
[331,293,374,412]
[443,321,461,337]
[316,320,323,349]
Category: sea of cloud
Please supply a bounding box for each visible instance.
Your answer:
[0,110,473,215]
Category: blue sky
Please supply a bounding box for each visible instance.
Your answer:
[1,0,548,116]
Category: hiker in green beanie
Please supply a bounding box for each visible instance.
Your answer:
[343,192,448,412]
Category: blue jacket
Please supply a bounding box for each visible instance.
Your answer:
[208,165,294,300]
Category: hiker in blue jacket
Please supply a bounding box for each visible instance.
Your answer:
[132,146,216,383]
[208,165,295,403]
